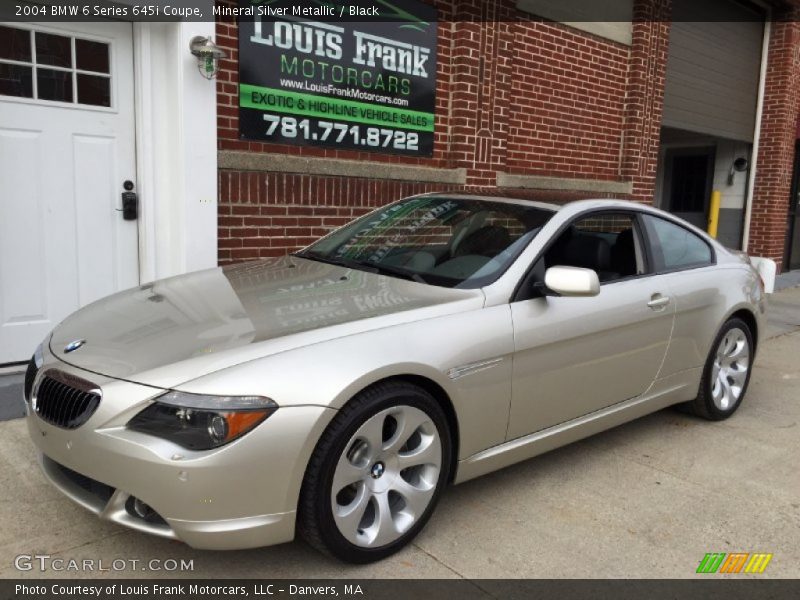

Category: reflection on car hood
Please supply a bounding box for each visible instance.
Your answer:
[50,256,483,388]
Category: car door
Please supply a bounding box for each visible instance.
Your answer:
[507,211,675,439]
[639,213,722,378]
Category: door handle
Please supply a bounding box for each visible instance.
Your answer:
[120,192,138,220]
[647,294,671,310]
[117,180,138,220]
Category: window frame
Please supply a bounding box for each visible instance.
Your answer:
[0,23,116,112]
[640,212,716,274]
[512,208,654,302]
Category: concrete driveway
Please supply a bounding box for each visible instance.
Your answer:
[1,289,799,579]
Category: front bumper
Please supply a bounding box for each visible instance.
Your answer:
[36,452,297,549]
[25,358,335,550]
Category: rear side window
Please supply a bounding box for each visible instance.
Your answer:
[644,215,713,271]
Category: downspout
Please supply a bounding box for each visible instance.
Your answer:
[741,18,771,252]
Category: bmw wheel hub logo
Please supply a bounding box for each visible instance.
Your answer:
[64,339,86,353]
[370,462,385,479]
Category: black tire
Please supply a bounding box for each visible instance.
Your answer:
[297,380,452,563]
[683,317,754,421]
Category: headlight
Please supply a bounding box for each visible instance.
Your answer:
[127,391,278,450]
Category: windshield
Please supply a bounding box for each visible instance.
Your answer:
[297,196,555,288]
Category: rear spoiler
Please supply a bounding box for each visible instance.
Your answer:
[731,251,777,294]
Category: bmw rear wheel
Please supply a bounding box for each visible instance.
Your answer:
[686,317,753,420]
[298,381,451,563]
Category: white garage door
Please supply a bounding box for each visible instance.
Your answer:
[0,22,138,363]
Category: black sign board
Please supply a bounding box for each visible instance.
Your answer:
[238,0,437,157]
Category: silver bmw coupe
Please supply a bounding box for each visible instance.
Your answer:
[24,194,765,562]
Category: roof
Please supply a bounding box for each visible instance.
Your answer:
[419,190,642,213]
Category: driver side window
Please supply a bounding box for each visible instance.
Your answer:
[541,213,645,284]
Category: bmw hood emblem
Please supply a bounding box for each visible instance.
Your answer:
[64,339,86,353]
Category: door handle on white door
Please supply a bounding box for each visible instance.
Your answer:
[647,294,671,310]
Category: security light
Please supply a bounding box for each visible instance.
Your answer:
[189,36,227,80]
[728,156,749,185]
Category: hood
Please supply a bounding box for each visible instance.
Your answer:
[50,256,482,388]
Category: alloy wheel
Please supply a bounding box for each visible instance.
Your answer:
[330,405,442,548]
[711,326,750,411]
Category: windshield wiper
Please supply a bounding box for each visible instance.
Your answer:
[294,252,428,284]
[362,261,428,284]
[293,251,377,273]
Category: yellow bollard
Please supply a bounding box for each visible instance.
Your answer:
[707,190,721,238]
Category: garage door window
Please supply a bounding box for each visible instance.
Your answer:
[0,25,111,107]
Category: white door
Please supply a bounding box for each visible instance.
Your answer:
[0,22,138,363]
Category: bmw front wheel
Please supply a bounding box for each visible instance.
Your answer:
[298,381,451,563]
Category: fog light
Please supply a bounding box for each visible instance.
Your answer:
[125,496,167,526]
[133,497,153,519]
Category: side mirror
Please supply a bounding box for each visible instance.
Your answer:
[543,266,600,297]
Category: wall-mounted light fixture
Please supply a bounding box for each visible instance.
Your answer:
[728,156,749,185]
[189,36,227,80]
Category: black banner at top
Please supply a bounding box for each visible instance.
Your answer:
[0,1,788,22]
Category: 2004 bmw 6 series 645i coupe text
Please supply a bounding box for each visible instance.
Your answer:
[24,194,765,562]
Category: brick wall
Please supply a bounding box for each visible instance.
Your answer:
[445,2,515,186]
[217,172,452,263]
[748,10,800,267]
[213,0,676,266]
[621,1,671,203]
[506,19,629,180]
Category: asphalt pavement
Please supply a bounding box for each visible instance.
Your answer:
[0,373,24,422]
[0,287,798,578]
